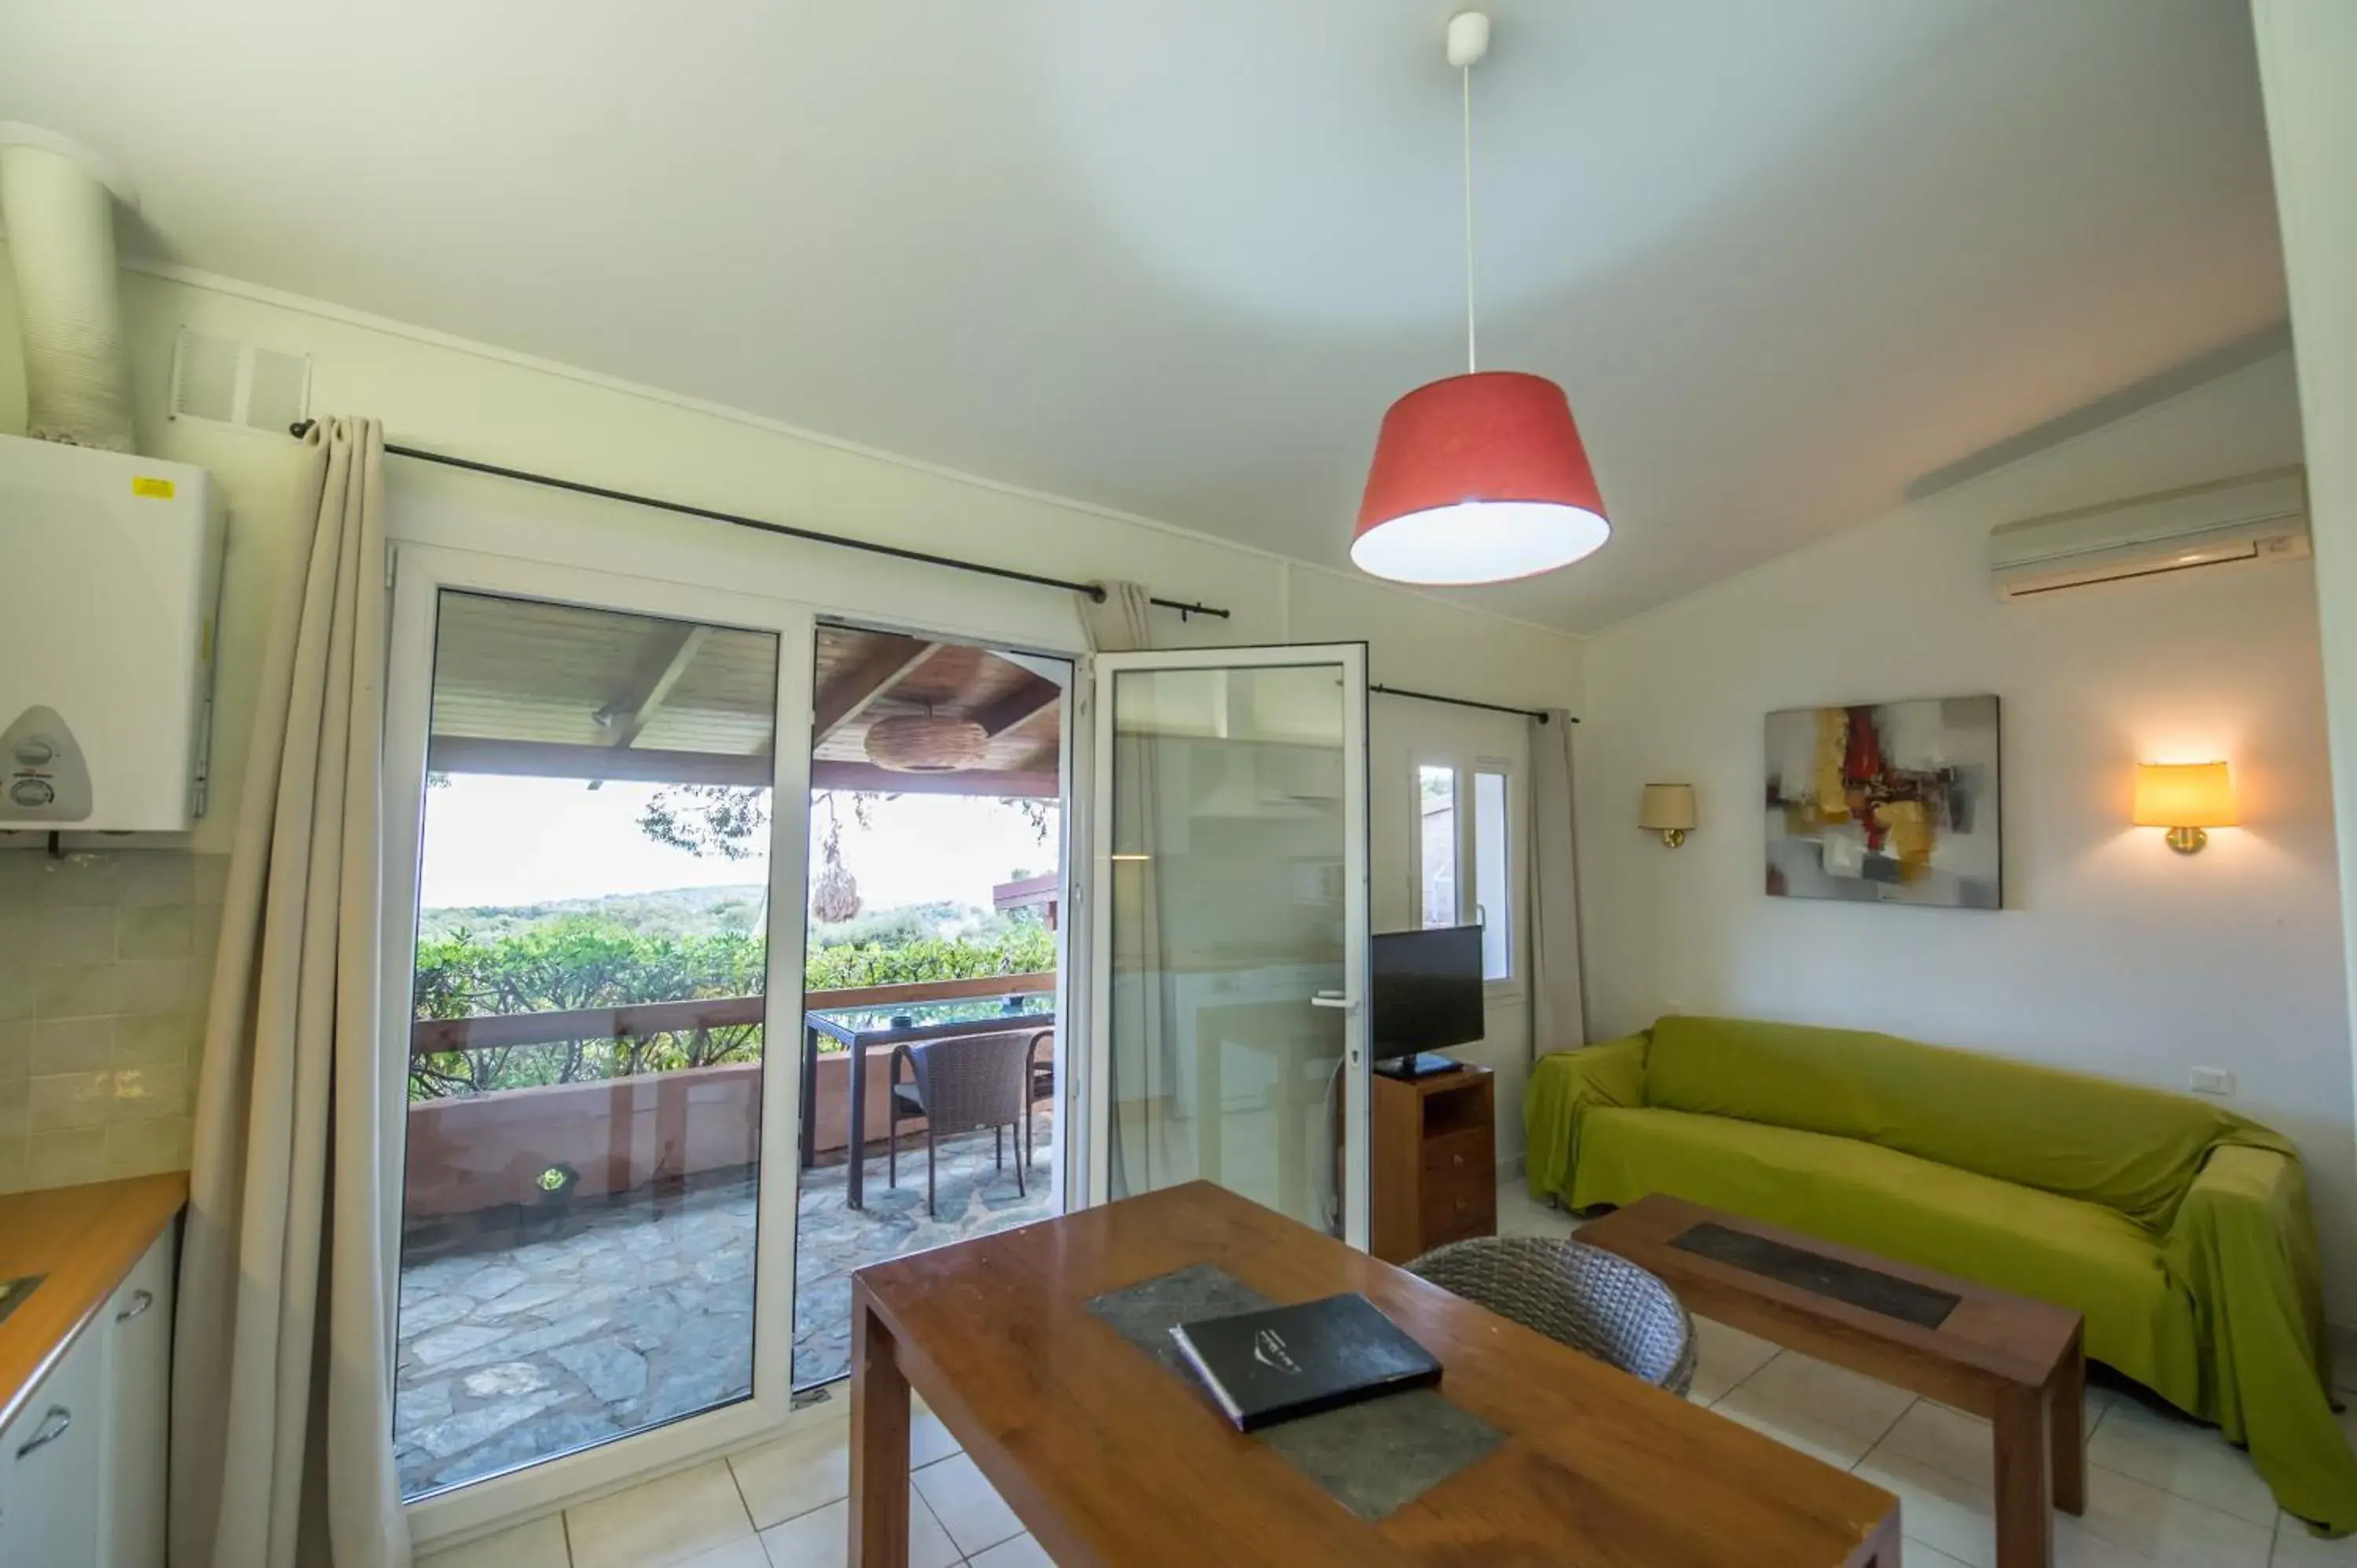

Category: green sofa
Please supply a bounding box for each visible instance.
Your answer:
[1526,1014,2357,1533]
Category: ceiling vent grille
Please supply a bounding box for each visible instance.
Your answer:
[170,328,310,434]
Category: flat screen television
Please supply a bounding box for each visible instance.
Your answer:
[1370,924,1483,1079]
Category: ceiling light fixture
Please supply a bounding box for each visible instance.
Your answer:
[1351,11,1611,587]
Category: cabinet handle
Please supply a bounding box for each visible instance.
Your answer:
[116,1288,154,1322]
[14,1405,70,1459]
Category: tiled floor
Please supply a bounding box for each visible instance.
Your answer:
[420,1177,2357,1567]
[395,1116,1055,1497]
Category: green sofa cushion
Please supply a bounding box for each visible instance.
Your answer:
[1570,1105,2199,1395]
[1645,1015,2254,1228]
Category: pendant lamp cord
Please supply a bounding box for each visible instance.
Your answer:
[1461,62,1478,375]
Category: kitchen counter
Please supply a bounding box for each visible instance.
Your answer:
[0,1173,187,1432]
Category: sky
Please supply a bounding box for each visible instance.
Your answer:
[417,776,1058,913]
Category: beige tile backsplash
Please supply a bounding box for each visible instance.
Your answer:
[0,847,226,1192]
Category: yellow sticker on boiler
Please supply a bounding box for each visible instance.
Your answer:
[131,475,176,500]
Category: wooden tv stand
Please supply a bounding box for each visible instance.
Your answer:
[1370,1062,1496,1263]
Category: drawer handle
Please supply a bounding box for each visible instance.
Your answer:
[117,1288,155,1323]
[15,1405,70,1459]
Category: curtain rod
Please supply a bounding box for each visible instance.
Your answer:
[1371,683,1568,724]
[288,422,1232,621]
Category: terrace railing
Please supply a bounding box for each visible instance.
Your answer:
[409,969,1057,1060]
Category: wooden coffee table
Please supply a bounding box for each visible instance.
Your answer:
[1578,1193,2085,1568]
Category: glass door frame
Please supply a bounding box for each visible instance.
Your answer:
[380,541,819,1548]
[1081,643,1373,1249]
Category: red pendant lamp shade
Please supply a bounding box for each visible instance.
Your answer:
[1352,370,1611,585]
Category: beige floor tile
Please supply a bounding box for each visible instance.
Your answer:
[730,1412,852,1529]
[567,1460,756,1568]
[1714,1393,1881,1472]
[2070,1460,2272,1568]
[1714,1350,1915,1468]
[913,1450,1026,1556]
[2275,1509,2357,1566]
[415,1514,570,1568]
[671,1541,770,1568]
[758,1492,961,1568]
[910,1406,962,1469]
[1685,1317,1779,1405]
[1904,1540,1975,1568]
[1851,1449,1999,1568]
[1871,1399,1995,1492]
[970,1533,1057,1568]
[1494,1182,1580,1240]
[2088,1397,2278,1527]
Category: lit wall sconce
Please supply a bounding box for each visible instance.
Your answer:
[2132,762,2235,854]
[1639,782,1696,848]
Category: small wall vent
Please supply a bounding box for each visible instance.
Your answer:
[170,328,310,434]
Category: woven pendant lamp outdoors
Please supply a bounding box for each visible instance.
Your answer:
[1351,12,1611,586]
[864,709,989,773]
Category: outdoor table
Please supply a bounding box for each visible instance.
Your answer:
[800,991,1057,1208]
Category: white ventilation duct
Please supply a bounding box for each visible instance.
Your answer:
[0,125,139,452]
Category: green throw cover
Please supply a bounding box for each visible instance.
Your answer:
[1525,1015,2357,1535]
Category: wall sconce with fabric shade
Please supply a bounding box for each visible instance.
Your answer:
[2133,762,2235,854]
[1639,783,1696,848]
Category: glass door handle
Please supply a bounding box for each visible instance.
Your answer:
[1309,991,1358,1012]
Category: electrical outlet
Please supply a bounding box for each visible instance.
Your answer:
[2189,1066,2235,1097]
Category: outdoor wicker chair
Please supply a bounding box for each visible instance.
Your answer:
[886,1028,1036,1218]
[1406,1234,1698,1395]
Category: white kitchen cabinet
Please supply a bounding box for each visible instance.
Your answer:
[0,1222,175,1568]
[101,1229,174,1568]
[0,1308,107,1568]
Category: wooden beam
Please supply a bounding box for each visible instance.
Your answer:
[814,636,944,743]
[812,760,1059,799]
[599,623,712,751]
[426,738,1058,795]
[431,736,768,786]
[972,676,1062,739]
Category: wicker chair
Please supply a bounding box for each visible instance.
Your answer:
[1406,1235,1698,1395]
[887,1029,1036,1218]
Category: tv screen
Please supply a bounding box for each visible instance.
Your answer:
[1370,925,1485,1057]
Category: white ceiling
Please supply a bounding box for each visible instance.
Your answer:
[0,1,2289,632]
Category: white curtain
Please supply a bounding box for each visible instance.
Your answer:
[1080,579,1153,654]
[1080,581,1160,1199]
[1527,709,1588,1057]
[173,417,409,1568]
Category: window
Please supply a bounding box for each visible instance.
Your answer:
[1410,756,1520,985]
[1475,768,1512,982]
[1417,764,1457,928]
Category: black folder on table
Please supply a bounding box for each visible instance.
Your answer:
[1168,1291,1442,1432]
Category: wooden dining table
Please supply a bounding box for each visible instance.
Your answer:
[848,1181,1900,1566]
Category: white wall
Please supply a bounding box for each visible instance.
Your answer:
[2254,0,2357,1217]
[1572,352,2357,1318]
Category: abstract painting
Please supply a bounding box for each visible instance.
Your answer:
[1764,696,2000,909]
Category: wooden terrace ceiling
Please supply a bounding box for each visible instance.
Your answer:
[423,593,1063,796]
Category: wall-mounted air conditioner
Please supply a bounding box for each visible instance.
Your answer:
[1989,467,2308,600]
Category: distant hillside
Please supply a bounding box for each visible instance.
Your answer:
[418,888,1025,946]
[419,885,768,941]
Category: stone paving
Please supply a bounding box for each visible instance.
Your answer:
[392,1112,1054,1498]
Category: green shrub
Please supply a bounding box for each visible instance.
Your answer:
[409,915,1053,1100]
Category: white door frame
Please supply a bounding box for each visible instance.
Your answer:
[1083,643,1373,1248]
[383,541,819,1547]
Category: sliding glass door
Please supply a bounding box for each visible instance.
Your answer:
[381,548,813,1538]
[1086,645,1372,1247]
